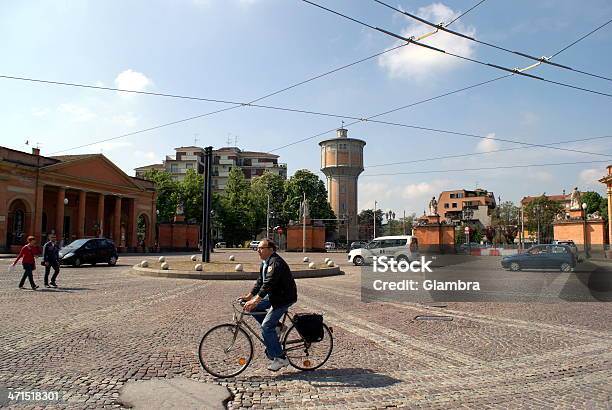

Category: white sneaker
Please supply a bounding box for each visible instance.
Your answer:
[267,357,289,371]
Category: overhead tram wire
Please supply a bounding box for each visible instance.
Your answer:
[362,160,611,177]
[372,0,612,83]
[445,0,489,27]
[40,41,433,155]
[300,0,612,99]
[269,11,612,154]
[366,135,612,168]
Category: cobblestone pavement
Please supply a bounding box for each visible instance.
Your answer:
[0,251,610,409]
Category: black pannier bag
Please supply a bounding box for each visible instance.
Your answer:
[294,313,324,343]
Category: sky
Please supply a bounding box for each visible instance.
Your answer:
[1,0,611,216]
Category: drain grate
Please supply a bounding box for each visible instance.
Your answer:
[414,315,453,321]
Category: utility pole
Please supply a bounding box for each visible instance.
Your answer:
[201,146,213,262]
[302,191,306,253]
[373,201,377,239]
[403,210,406,235]
[266,194,270,239]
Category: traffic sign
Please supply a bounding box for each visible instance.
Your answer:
[464,227,470,233]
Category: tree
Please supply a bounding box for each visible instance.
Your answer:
[490,201,520,244]
[524,195,563,243]
[358,209,383,240]
[581,191,607,220]
[250,172,286,235]
[178,169,205,223]
[143,169,178,223]
[216,168,256,246]
[283,170,336,233]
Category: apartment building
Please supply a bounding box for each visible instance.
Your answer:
[437,188,497,227]
[134,146,287,191]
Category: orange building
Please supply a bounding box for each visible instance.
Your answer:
[0,146,156,253]
[437,188,496,226]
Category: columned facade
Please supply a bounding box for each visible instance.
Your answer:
[0,147,156,253]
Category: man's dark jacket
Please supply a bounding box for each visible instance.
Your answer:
[251,252,297,308]
[43,241,60,264]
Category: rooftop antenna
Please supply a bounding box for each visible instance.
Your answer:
[234,135,239,146]
[194,133,200,146]
[341,120,345,128]
[226,134,232,146]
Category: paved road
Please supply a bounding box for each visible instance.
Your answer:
[0,251,610,409]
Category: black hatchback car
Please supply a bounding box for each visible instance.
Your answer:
[59,238,119,267]
[501,244,577,272]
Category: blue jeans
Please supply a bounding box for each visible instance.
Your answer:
[251,299,291,359]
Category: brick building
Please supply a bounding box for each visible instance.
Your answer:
[135,146,287,191]
[436,188,496,227]
[0,146,156,253]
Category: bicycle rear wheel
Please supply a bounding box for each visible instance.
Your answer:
[198,324,253,378]
[283,323,333,371]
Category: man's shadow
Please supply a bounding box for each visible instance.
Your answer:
[275,368,401,388]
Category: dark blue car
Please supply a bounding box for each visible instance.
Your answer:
[501,244,577,272]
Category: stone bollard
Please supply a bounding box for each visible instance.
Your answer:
[303,257,309,263]
[235,264,243,272]
[158,256,166,263]
[140,260,149,268]
[195,264,202,271]
[308,262,316,269]
[161,262,169,270]
[191,255,197,262]
[326,260,334,267]
[324,257,330,263]
[229,255,235,261]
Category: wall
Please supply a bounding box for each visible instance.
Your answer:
[413,224,456,254]
[286,225,325,251]
[158,223,200,251]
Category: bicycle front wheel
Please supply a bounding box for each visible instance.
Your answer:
[198,324,253,378]
[283,323,333,371]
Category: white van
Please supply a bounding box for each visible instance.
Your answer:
[348,235,419,266]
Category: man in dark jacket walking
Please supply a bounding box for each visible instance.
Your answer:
[241,239,297,371]
[43,234,61,287]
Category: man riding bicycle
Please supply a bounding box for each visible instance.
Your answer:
[240,239,297,371]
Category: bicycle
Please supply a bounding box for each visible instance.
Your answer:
[198,300,334,378]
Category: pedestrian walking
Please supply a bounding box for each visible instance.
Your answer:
[43,234,61,288]
[12,236,40,290]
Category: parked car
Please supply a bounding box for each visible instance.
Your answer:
[59,238,118,267]
[501,244,576,272]
[350,241,368,251]
[553,240,578,255]
[249,240,261,250]
[214,242,226,248]
[348,236,419,266]
[325,242,336,250]
[459,242,481,253]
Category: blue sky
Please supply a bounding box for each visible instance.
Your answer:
[2,0,611,215]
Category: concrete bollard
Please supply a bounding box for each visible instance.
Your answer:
[161,262,169,270]
[324,257,330,263]
[140,260,149,268]
[158,256,166,263]
[326,260,334,267]
[308,262,316,269]
[195,264,202,271]
[191,255,197,262]
[229,255,235,261]
[303,257,309,263]
[235,264,243,272]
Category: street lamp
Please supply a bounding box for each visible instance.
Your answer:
[63,198,68,205]
[582,202,590,259]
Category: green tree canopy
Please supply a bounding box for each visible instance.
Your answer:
[216,168,256,246]
[524,195,563,243]
[581,191,606,220]
[143,169,178,223]
[250,171,286,233]
[283,170,336,232]
[178,169,205,223]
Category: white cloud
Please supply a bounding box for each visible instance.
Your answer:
[579,168,603,189]
[134,150,157,160]
[378,3,477,81]
[90,141,133,152]
[58,103,97,122]
[359,177,451,214]
[475,133,499,152]
[112,112,139,127]
[114,69,152,97]
[32,107,51,117]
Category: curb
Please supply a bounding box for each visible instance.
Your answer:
[130,265,343,280]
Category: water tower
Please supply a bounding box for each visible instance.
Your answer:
[319,128,366,241]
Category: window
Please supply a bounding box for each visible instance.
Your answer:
[380,240,397,248]
[452,203,458,208]
[552,246,567,254]
[186,163,193,169]
[528,246,548,255]
[457,193,464,198]
[444,203,449,209]
[450,193,456,198]
[366,241,381,249]
[170,164,178,173]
